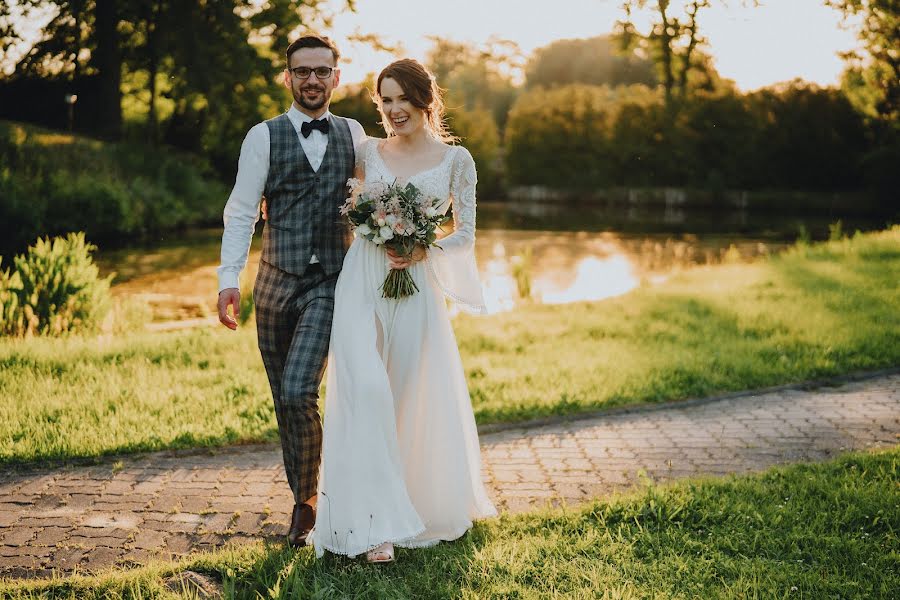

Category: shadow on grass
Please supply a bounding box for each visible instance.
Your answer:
[122,449,900,597]
[3,449,898,599]
[207,527,488,599]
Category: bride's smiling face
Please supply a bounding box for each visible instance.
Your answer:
[378,77,426,137]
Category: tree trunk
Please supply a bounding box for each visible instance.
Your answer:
[146,0,163,145]
[657,1,675,118]
[677,1,704,101]
[71,0,83,80]
[93,0,122,139]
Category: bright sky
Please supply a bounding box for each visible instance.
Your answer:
[328,0,860,91]
[2,0,860,89]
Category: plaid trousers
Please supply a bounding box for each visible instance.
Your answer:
[254,259,336,504]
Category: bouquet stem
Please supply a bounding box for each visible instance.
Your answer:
[381,268,419,299]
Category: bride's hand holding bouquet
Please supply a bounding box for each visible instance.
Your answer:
[386,244,426,270]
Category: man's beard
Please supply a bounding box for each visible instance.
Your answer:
[294,84,328,111]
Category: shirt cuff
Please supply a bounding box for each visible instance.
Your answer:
[217,269,241,293]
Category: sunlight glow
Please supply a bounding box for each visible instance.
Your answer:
[536,255,638,305]
[1,0,859,90]
[327,0,859,91]
[476,237,644,314]
[481,243,518,314]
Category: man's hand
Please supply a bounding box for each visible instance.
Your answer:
[386,245,426,270]
[218,288,241,330]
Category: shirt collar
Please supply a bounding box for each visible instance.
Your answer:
[288,104,331,128]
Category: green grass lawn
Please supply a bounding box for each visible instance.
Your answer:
[2,448,897,598]
[1,227,898,466]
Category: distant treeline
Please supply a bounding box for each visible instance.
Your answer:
[504,81,896,195]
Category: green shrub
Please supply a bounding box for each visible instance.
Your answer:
[0,264,27,336]
[0,120,228,257]
[239,275,255,326]
[47,172,137,237]
[3,233,112,336]
[511,246,533,300]
[828,219,845,241]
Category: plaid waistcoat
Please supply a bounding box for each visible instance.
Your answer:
[261,113,355,276]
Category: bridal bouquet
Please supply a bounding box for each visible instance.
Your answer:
[341,178,450,299]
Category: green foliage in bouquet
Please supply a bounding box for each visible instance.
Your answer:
[0,233,113,337]
[343,180,451,299]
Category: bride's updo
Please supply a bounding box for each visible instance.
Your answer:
[376,58,456,142]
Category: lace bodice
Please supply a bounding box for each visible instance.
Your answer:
[357,138,486,314]
[361,138,475,231]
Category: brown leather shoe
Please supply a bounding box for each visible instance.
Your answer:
[287,502,315,547]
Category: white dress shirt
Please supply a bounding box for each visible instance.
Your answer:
[217,105,367,292]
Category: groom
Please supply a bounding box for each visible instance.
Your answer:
[216,34,366,546]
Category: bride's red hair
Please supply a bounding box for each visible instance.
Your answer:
[376,59,457,143]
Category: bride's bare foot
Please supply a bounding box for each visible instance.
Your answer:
[366,542,394,564]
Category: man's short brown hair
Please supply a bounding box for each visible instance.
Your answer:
[286,34,340,66]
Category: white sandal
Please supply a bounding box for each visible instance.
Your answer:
[366,542,395,564]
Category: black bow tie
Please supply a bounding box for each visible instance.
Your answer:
[301,118,329,138]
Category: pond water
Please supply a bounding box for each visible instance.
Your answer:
[95,201,892,321]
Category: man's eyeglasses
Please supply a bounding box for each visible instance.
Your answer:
[289,66,336,80]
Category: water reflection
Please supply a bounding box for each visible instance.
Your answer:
[480,243,518,314]
[97,228,788,320]
[478,198,889,237]
[96,198,889,322]
[85,187,895,325]
[472,230,784,314]
[538,255,638,305]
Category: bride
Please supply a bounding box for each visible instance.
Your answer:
[307,58,497,562]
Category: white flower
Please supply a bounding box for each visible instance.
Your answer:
[386,214,399,227]
[376,217,386,226]
[379,226,394,240]
[367,181,388,197]
[356,223,372,235]
[372,235,384,245]
[425,206,437,218]
[346,177,362,194]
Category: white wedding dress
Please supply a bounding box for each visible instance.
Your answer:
[308,139,497,558]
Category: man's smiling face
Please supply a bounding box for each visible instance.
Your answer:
[284,47,340,114]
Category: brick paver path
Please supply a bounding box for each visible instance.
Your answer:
[1,374,898,579]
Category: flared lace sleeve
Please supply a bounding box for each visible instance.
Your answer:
[425,146,487,314]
